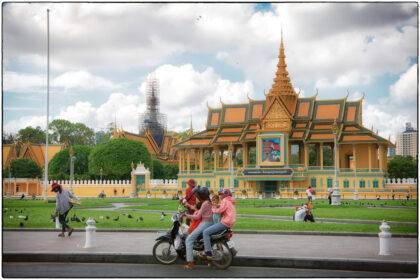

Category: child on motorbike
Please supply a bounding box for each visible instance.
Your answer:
[182,187,213,270]
[187,202,202,234]
[202,189,236,259]
[211,195,221,224]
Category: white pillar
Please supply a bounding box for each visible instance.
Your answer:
[84,217,97,248]
[379,220,391,256]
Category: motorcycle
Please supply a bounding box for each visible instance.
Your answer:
[152,210,237,269]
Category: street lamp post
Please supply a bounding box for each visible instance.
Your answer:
[100,168,103,194]
[7,165,12,198]
[69,147,76,195]
[130,161,135,198]
[230,144,235,198]
[331,120,341,205]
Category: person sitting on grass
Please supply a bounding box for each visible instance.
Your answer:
[51,182,80,237]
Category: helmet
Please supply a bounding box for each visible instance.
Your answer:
[219,189,231,197]
[186,179,195,187]
[51,182,61,191]
[197,186,210,200]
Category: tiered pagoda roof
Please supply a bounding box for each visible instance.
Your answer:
[174,33,393,149]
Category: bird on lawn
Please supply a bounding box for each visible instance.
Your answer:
[24,216,28,221]
[114,216,119,221]
[20,222,24,227]
[75,217,81,222]
[160,212,166,221]
[99,216,104,220]
[138,217,143,222]
[122,213,126,216]
[106,216,110,219]
[65,218,70,223]
[82,217,86,222]
[128,214,133,219]
[94,218,99,223]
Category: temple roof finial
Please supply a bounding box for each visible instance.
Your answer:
[113,114,118,139]
[189,112,193,137]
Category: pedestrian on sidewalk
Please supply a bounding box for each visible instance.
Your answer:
[306,186,313,203]
[406,192,410,200]
[52,182,79,237]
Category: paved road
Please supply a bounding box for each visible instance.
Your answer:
[3,262,417,278]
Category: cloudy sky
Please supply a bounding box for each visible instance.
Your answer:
[3,2,418,142]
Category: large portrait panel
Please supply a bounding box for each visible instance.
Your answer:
[257,134,285,166]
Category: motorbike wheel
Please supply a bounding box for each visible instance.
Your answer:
[210,241,233,270]
[153,240,178,265]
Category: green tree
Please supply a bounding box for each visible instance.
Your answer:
[6,158,42,178]
[16,126,46,144]
[96,122,114,145]
[88,138,153,180]
[153,159,164,179]
[2,131,17,144]
[163,164,179,179]
[49,119,95,146]
[387,155,418,179]
[48,146,93,180]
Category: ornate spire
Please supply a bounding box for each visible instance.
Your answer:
[269,31,296,97]
[189,113,193,137]
[265,31,298,115]
[113,114,118,139]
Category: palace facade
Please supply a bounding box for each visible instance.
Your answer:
[173,35,400,199]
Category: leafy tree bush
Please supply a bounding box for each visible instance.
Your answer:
[164,163,179,179]
[49,119,95,146]
[153,159,164,179]
[88,138,153,180]
[48,146,93,180]
[387,155,418,179]
[17,126,46,144]
[6,158,42,178]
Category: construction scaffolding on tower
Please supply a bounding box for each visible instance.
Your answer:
[138,73,167,148]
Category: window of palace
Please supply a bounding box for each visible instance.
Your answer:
[344,180,349,188]
[327,177,333,188]
[310,177,317,188]
[182,180,186,188]
[206,180,210,188]
[373,180,379,188]
[220,178,225,188]
[234,179,239,188]
[359,179,366,188]
[291,144,300,164]
[16,185,19,192]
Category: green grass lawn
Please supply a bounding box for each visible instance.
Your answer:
[3,198,417,234]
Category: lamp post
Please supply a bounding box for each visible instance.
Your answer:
[43,8,50,203]
[229,144,235,198]
[331,120,341,205]
[100,168,103,194]
[7,165,12,198]
[69,146,76,195]
[130,161,135,198]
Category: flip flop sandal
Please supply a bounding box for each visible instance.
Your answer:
[68,228,74,237]
[58,233,65,237]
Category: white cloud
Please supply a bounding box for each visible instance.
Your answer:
[139,64,255,132]
[3,70,118,94]
[390,64,418,104]
[53,70,119,90]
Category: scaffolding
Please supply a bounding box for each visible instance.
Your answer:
[139,73,167,148]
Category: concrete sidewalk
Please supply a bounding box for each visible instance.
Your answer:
[2,229,418,273]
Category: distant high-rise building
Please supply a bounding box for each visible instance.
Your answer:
[388,147,396,157]
[395,122,418,159]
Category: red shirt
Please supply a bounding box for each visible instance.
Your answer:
[185,186,197,206]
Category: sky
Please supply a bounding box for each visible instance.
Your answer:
[2,2,418,143]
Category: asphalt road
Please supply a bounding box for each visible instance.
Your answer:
[3,262,417,278]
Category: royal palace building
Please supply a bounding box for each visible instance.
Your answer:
[173,35,396,199]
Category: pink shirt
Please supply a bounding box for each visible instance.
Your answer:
[212,196,236,228]
[186,200,213,222]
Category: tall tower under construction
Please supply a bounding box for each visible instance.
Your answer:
[138,73,167,148]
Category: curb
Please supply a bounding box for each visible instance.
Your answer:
[3,252,417,273]
[3,228,417,238]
